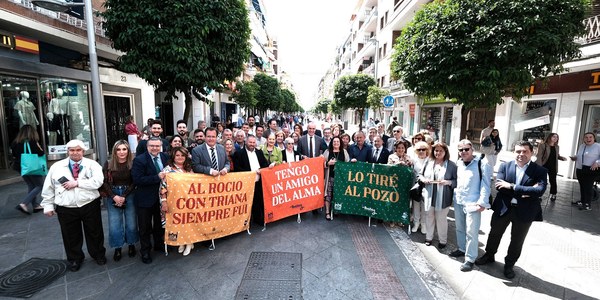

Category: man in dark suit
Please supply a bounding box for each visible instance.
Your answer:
[377,123,390,146]
[136,120,169,154]
[192,127,230,175]
[131,137,169,264]
[297,122,325,159]
[475,140,547,279]
[232,135,270,225]
[368,136,390,164]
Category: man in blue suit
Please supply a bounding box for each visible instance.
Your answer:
[132,137,169,264]
[192,127,230,175]
[475,140,547,279]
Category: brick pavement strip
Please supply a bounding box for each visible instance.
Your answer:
[349,222,409,300]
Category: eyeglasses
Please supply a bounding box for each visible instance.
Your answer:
[416,149,427,152]
[458,148,471,152]
[393,130,400,133]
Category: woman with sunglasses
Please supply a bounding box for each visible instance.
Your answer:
[410,141,431,234]
[100,140,139,261]
[419,142,457,248]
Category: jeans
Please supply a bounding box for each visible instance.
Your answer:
[21,175,44,206]
[454,202,482,263]
[107,186,139,248]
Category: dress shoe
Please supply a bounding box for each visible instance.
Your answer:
[95,256,107,265]
[504,265,516,279]
[550,194,556,202]
[449,250,465,257]
[128,245,136,258]
[113,248,122,262]
[438,243,446,249]
[141,253,152,264]
[475,253,495,265]
[178,245,185,253]
[33,206,44,213]
[460,261,474,272]
[69,261,82,272]
[15,204,31,215]
[183,244,194,256]
[424,240,432,246]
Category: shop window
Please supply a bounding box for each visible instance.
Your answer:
[40,79,92,154]
[507,100,556,150]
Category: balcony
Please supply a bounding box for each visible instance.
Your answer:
[580,14,600,44]
[9,0,106,37]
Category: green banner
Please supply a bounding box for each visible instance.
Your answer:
[332,161,412,224]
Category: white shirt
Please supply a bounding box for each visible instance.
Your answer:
[372,147,381,161]
[285,149,297,162]
[246,148,261,182]
[307,135,315,157]
[206,144,219,170]
[512,161,530,204]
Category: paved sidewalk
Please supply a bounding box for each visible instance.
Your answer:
[0,181,451,300]
[395,177,600,300]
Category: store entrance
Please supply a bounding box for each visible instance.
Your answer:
[104,94,132,154]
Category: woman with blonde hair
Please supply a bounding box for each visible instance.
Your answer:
[100,140,139,261]
[410,141,431,234]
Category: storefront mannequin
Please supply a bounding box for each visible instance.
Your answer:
[47,88,69,145]
[15,91,39,128]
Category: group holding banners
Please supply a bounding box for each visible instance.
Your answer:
[162,157,413,246]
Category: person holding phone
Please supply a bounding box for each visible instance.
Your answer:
[41,139,106,272]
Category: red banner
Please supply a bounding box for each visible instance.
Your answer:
[261,157,325,223]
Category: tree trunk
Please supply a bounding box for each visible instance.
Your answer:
[358,109,364,132]
[183,89,193,129]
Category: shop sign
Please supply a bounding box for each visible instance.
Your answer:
[422,96,456,105]
[0,30,38,54]
[409,104,416,117]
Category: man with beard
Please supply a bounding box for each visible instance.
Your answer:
[176,120,193,147]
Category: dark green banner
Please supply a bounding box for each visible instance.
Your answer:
[332,161,412,224]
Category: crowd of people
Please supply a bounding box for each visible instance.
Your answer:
[9,114,600,278]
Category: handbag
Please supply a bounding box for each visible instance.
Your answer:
[20,142,48,176]
[409,181,424,202]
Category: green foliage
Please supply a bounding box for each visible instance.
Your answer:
[253,73,281,113]
[312,99,331,115]
[102,0,251,121]
[367,86,386,111]
[279,89,298,113]
[231,80,259,110]
[334,74,376,129]
[391,0,588,108]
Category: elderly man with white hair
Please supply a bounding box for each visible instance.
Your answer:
[387,126,412,152]
[41,139,106,272]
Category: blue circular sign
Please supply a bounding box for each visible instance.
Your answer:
[383,95,394,107]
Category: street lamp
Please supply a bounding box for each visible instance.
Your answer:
[31,0,108,164]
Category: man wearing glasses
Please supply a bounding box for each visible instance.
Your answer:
[387,126,411,152]
[475,141,547,279]
[449,140,492,272]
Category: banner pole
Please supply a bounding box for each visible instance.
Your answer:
[368,217,371,227]
[262,223,266,231]
[209,239,215,251]
[247,228,252,235]
[297,213,301,223]
[164,243,168,256]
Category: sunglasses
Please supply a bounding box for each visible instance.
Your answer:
[393,130,400,133]
[458,148,471,152]
[416,149,427,152]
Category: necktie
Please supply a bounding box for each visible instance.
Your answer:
[210,147,218,170]
[309,137,313,158]
[373,148,379,161]
[153,156,161,173]
[72,163,79,179]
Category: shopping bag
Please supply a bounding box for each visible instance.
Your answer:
[21,142,48,176]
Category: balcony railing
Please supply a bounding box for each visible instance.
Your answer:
[10,0,106,37]
[580,14,600,44]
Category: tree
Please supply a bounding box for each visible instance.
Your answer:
[253,73,281,118]
[279,89,297,113]
[102,0,251,125]
[312,99,331,115]
[391,0,588,108]
[231,80,259,111]
[334,74,376,130]
[367,86,386,121]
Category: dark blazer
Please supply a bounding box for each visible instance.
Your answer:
[282,149,303,163]
[232,147,269,172]
[132,152,169,207]
[191,143,230,175]
[368,147,390,164]
[297,134,325,158]
[381,134,390,147]
[493,160,547,222]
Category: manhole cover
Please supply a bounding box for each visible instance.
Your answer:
[0,258,68,298]
[235,252,302,300]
